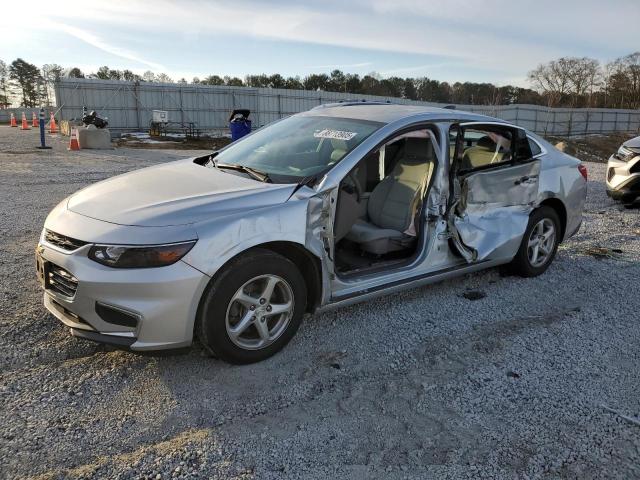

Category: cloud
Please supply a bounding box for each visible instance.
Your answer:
[379,63,466,76]
[306,62,373,70]
[13,0,550,70]
[368,0,640,55]
[48,22,166,71]
[4,0,638,84]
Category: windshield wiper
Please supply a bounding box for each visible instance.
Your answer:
[213,161,271,183]
[298,174,320,188]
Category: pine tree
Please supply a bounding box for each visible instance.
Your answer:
[9,58,43,107]
[0,60,9,107]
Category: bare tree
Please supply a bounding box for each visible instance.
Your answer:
[155,73,173,83]
[41,64,63,107]
[566,58,600,107]
[142,71,156,82]
[607,52,640,109]
[528,58,574,107]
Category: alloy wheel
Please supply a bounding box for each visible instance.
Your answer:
[527,218,556,268]
[225,274,295,350]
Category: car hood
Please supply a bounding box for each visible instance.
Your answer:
[67,159,298,227]
[623,136,640,150]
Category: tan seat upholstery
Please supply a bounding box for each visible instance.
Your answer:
[345,137,434,254]
[462,136,506,169]
[330,139,348,163]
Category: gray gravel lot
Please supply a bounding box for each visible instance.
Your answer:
[1,127,639,479]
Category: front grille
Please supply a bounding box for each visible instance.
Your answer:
[48,264,79,297]
[45,229,88,251]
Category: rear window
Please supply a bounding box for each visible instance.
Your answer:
[528,138,542,156]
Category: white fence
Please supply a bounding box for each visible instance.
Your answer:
[1,78,639,137]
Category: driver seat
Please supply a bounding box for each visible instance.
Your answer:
[345,137,434,255]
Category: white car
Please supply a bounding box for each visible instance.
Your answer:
[606,136,640,204]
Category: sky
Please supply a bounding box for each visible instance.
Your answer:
[3,0,639,87]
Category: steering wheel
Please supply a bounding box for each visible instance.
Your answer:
[345,170,363,202]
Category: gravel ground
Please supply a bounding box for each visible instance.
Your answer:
[1,127,639,480]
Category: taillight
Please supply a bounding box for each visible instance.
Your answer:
[578,164,588,181]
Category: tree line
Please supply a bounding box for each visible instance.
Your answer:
[1,52,638,110]
[528,53,640,109]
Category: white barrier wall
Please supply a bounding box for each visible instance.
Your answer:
[1,78,638,137]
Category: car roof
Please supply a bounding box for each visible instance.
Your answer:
[300,102,504,125]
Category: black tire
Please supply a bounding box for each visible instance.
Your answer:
[507,206,561,277]
[196,248,306,364]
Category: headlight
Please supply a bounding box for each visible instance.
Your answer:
[88,241,196,268]
[617,145,636,161]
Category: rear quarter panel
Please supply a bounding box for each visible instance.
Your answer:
[537,148,586,241]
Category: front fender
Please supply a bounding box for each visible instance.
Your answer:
[184,200,311,277]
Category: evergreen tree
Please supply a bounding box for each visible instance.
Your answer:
[66,67,85,78]
[9,58,42,107]
[0,60,9,107]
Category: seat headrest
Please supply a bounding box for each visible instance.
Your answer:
[330,138,348,162]
[331,138,348,150]
[330,149,346,162]
[476,136,496,149]
[404,137,432,163]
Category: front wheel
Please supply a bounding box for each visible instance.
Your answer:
[196,249,307,364]
[507,206,561,277]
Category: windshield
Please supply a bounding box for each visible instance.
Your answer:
[210,115,383,182]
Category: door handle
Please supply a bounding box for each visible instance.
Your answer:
[514,175,530,185]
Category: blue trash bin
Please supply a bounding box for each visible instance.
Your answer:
[229,109,251,141]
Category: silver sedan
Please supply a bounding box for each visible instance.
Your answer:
[36,103,587,363]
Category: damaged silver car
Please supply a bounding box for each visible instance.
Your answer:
[36,103,587,363]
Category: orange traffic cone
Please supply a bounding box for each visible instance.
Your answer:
[21,112,30,130]
[68,127,80,150]
[32,112,38,128]
[49,112,58,134]
[10,113,17,127]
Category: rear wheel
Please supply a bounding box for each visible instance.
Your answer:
[196,249,306,364]
[508,206,561,277]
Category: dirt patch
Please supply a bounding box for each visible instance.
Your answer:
[116,134,231,151]
[461,290,487,301]
[3,150,43,155]
[582,245,625,259]
[545,133,637,163]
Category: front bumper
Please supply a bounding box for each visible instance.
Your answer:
[606,154,640,202]
[37,240,210,350]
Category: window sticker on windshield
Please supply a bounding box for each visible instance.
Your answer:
[313,129,358,141]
